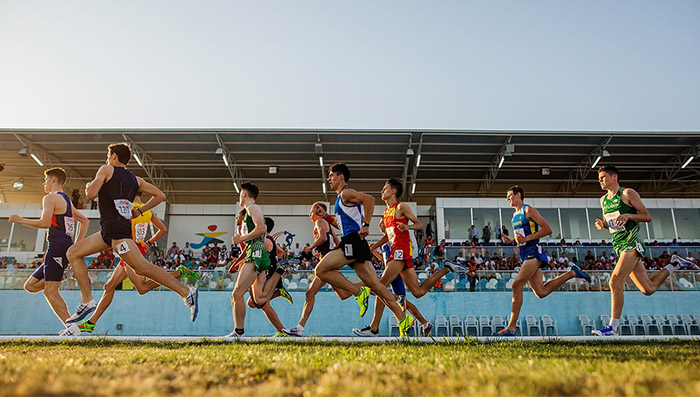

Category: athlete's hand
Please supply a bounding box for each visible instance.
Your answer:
[8,214,23,223]
[595,218,606,230]
[396,223,409,232]
[227,261,240,273]
[615,214,630,226]
[502,234,513,244]
[232,234,243,246]
[131,207,141,219]
[514,234,528,245]
[359,226,370,238]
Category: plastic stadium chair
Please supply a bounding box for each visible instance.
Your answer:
[525,315,541,336]
[680,314,700,335]
[464,315,479,336]
[640,314,661,335]
[449,315,464,336]
[506,315,522,336]
[667,314,687,335]
[618,317,633,335]
[654,315,673,335]
[491,315,505,332]
[578,315,593,335]
[435,315,449,337]
[388,316,400,337]
[600,315,611,329]
[541,315,558,336]
[479,315,492,336]
[287,281,298,290]
[627,315,646,335]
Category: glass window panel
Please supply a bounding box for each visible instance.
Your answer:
[560,209,589,241]
[588,207,611,242]
[0,219,12,252]
[10,223,38,252]
[537,208,561,241]
[648,209,675,241]
[673,209,700,241]
[444,209,471,240]
[472,208,500,242]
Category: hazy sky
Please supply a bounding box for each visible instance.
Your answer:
[1,1,699,130]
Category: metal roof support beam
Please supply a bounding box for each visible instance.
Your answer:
[558,136,613,197]
[122,134,176,203]
[407,133,424,200]
[639,142,700,195]
[316,134,328,202]
[214,133,244,195]
[13,133,83,179]
[401,135,413,199]
[478,136,512,196]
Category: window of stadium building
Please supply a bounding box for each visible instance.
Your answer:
[9,223,37,252]
[536,208,561,240]
[0,220,11,252]
[471,208,500,242]
[674,209,700,242]
[648,209,676,241]
[560,208,590,241]
[444,208,471,240]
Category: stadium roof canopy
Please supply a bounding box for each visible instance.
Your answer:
[1,129,699,205]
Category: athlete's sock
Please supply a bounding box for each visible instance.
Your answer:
[609,318,620,332]
[235,328,245,336]
[665,264,677,274]
[295,324,304,332]
[87,320,95,325]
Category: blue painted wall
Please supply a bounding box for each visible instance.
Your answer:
[2,290,698,336]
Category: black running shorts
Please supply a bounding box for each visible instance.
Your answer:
[336,232,372,264]
[100,219,132,245]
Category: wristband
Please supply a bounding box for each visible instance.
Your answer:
[137,207,143,215]
[409,224,414,230]
[324,213,335,225]
[362,221,370,227]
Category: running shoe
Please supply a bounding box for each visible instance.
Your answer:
[570,264,591,282]
[282,325,304,337]
[444,260,467,273]
[422,322,434,337]
[272,331,289,338]
[592,325,618,336]
[671,254,699,270]
[177,265,201,280]
[278,285,293,305]
[492,328,516,336]
[398,315,415,337]
[185,287,199,322]
[353,326,379,337]
[77,321,95,333]
[224,331,242,338]
[355,286,370,317]
[66,299,97,324]
[58,323,81,336]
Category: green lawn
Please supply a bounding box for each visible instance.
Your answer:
[1,339,698,396]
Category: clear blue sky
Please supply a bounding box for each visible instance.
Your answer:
[1,1,698,130]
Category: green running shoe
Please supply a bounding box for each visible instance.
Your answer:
[177,265,200,280]
[355,286,370,317]
[78,321,95,333]
[272,331,289,337]
[278,286,293,305]
[398,314,415,338]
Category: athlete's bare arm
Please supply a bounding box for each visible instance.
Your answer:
[8,194,57,229]
[618,188,652,225]
[340,188,374,237]
[515,206,552,245]
[85,165,112,200]
[232,205,265,246]
[135,177,167,215]
[309,219,328,250]
[395,203,423,232]
[148,213,168,244]
[71,205,90,242]
[595,196,607,230]
[369,234,389,252]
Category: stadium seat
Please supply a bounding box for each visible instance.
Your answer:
[418,272,428,281]
[525,315,541,336]
[479,315,492,336]
[505,279,515,290]
[449,315,464,336]
[618,317,633,335]
[443,280,456,292]
[667,314,686,335]
[287,281,298,290]
[627,315,645,335]
[300,278,309,290]
[541,315,558,336]
[492,315,505,332]
[653,315,673,335]
[435,315,449,337]
[578,315,593,335]
[388,316,400,337]
[464,315,479,336]
[640,314,661,335]
[680,314,700,335]
[506,315,522,336]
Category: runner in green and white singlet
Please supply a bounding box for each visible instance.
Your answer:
[592,165,685,337]
[602,187,646,258]
[241,211,270,272]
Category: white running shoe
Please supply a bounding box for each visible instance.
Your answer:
[671,254,699,270]
[224,331,242,338]
[66,300,97,324]
[184,287,199,322]
[352,326,379,337]
[282,325,304,337]
[59,323,82,336]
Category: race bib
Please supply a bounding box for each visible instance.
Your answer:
[116,241,130,254]
[134,222,148,242]
[394,249,404,260]
[64,217,75,238]
[114,199,134,220]
[251,250,262,259]
[344,244,354,257]
[604,211,625,233]
[241,223,249,235]
[514,228,526,246]
[386,226,396,242]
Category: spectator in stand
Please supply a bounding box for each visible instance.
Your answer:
[469,225,478,244]
[182,242,192,261]
[559,252,570,267]
[467,259,479,292]
[599,239,607,246]
[482,222,491,243]
[686,252,695,263]
[501,225,509,242]
[71,188,82,209]
[670,238,679,247]
[585,251,595,269]
[300,243,314,268]
[455,252,467,266]
[494,223,502,241]
[559,238,567,247]
[293,242,302,259]
[433,239,446,264]
[211,242,221,257]
[574,240,582,246]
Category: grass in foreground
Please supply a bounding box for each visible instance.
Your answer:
[0,339,699,396]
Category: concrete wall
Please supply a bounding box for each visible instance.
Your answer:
[3,290,698,336]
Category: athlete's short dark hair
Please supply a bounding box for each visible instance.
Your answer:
[108,143,132,165]
[264,216,275,233]
[44,167,66,185]
[329,163,350,182]
[598,165,619,178]
[386,178,403,200]
[241,182,259,199]
[508,185,525,200]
